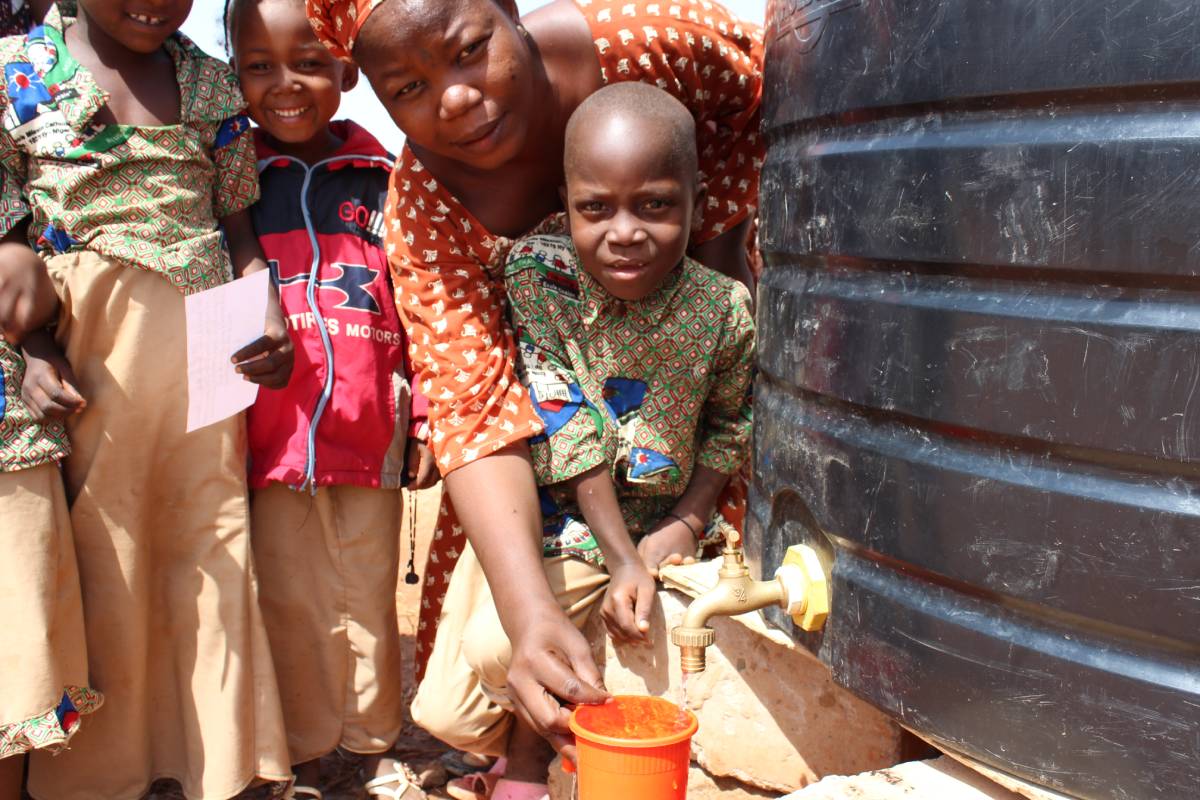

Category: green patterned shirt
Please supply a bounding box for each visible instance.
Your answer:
[0,2,258,294]
[505,234,754,565]
[0,340,67,471]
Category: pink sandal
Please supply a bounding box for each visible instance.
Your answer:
[444,758,507,800]
[490,779,550,800]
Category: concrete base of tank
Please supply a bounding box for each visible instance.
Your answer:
[574,558,905,794]
[778,755,1074,800]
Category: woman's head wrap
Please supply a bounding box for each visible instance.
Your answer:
[305,0,388,60]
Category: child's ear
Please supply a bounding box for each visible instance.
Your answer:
[341,61,360,92]
[692,180,708,230]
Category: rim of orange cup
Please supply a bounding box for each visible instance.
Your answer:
[569,696,699,750]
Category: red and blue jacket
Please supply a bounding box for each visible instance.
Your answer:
[247,121,425,490]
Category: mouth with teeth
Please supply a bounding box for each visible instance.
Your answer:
[270,107,312,122]
[125,11,167,26]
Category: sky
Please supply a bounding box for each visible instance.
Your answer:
[181,0,767,154]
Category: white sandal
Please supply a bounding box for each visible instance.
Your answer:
[364,770,427,799]
[292,787,323,800]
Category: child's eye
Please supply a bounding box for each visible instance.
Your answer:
[245,62,271,73]
[459,36,489,61]
[580,201,607,214]
[644,198,671,210]
[395,80,424,99]
[298,59,323,70]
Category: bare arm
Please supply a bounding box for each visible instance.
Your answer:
[568,465,656,643]
[0,220,57,345]
[443,444,610,757]
[220,209,293,389]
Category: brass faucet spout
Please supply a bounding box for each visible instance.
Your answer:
[670,539,831,676]
[671,543,786,675]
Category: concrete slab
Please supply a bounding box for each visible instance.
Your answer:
[585,559,902,793]
[779,757,1029,799]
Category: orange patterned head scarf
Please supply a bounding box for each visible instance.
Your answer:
[306,0,388,61]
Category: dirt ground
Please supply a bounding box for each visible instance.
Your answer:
[138,483,773,800]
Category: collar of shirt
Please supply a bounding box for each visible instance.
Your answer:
[577,257,687,328]
[27,5,218,136]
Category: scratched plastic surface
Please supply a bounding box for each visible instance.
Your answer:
[573,696,692,741]
[751,2,1200,799]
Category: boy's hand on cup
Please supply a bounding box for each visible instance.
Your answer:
[21,332,85,421]
[0,247,58,345]
[232,292,294,389]
[601,561,656,644]
[507,613,610,761]
[405,439,437,489]
[637,519,698,577]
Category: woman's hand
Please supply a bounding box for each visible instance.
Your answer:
[506,610,611,762]
[600,560,657,644]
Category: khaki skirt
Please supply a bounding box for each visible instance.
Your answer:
[0,461,100,758]
[27,252,291,800]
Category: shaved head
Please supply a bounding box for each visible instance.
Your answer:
[564,83,698,187]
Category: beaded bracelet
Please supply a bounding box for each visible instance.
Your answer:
[666,512,700,540]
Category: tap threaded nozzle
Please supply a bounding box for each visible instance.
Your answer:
[672,626,716,674]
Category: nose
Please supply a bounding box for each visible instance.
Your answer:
[439,82,484,121]
[607,210,648,248]
[273,65,304,93]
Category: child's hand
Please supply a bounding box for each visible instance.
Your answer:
[232,291,294,389]
[0,247,57,344]
[21,332,85,421]
[637,518,699,577]
[600,561,657,645]
[406,439,437,489]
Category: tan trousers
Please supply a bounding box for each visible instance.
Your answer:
[251,483,405,764]
[27,253,291,800]
[0,462,96,749]
[411,546,608,756]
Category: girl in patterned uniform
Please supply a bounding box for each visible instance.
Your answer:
[228,0,435,797]
[0,6,94,799]
[302,0,763,786]
[0,1,294,798]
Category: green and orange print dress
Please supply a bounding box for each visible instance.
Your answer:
[383,0,765,673]
[0,5,290,798]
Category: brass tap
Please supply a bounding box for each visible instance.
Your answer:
[671,531,830,675]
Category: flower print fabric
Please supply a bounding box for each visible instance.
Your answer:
[506,234,754,566]
[0,4,259,296]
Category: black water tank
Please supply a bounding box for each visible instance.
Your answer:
[750,2,1200,798]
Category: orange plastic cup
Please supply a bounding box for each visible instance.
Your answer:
[569,695,698,800]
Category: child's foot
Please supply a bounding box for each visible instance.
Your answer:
[445,758,506,800]
[490,779,550,800]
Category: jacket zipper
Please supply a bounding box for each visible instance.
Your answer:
[259,153,398,493]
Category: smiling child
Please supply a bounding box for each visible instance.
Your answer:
[228,0,433,796]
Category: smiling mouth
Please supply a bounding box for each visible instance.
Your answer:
[271,107,311,120]
[126,12,168,26]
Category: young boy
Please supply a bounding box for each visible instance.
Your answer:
[415,82,755,800]
[229,0,434,797]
